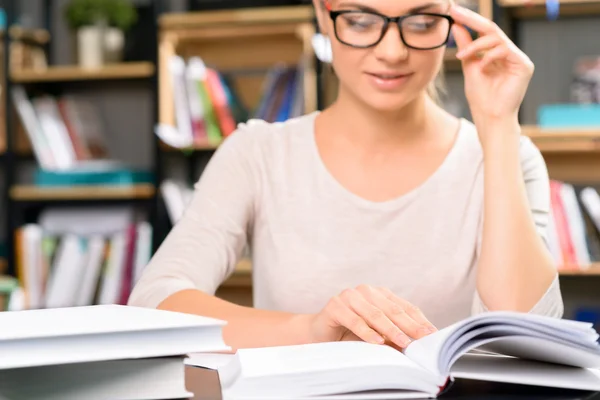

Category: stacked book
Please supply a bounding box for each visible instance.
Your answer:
[0,304,229,399]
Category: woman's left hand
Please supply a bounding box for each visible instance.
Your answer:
[450,5,534,125]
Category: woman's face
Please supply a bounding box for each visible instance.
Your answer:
[316,0,451,112]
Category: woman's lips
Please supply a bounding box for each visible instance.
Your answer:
[366,72,413,91]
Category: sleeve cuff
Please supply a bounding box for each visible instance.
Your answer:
[471,274,564,318]
[128,278,197,309]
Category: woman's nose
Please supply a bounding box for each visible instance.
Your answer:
[372,24,409,63]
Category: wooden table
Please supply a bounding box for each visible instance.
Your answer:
[184,366,600,400]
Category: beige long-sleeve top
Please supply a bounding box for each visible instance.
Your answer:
[128,112,564,329]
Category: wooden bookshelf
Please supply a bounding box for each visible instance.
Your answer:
[160,140,222,152]
[0,259,7,275]
[10,184,155,201]
[497,0,600,17]
[559,264,600,276]
[10,62,155,83]
[522,125,600,153]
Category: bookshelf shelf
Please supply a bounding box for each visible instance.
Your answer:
[559,264,600,276]
[9,184,156,201]
[498,0,600,17]
[10,62,155,83]
[522,125,600,153]
[159,140,222,152]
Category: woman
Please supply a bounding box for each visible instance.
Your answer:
[129,0,563,351]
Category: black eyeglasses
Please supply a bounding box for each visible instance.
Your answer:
[328,10,454,50]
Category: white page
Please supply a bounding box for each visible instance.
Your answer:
[220,342,444,399]
[452,353,600,392]
[234,342,422,378]
[403,327,455,377]
[478,336,600,369]
[404,312,600,377]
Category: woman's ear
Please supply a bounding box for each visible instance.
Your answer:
[313,0,329,34]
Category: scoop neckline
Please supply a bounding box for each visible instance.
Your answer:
[305,111,467,211]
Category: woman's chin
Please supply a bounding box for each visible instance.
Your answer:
[361,93,417,114]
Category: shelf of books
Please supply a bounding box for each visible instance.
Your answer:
[5,220,153,311]
[156,5,317,152]
[10,62,155,83]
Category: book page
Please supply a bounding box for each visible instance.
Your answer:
[219,341,444,399]
[451,353,600,392]
[234,341,424,377]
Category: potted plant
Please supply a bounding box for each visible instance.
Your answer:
[64,0,138,68]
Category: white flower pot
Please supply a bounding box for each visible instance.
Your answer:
[77,26,125,68]
[77,26,104,68]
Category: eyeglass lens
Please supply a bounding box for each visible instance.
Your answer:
[336,12,451,49]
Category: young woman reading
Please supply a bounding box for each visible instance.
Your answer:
[129,0,563,351]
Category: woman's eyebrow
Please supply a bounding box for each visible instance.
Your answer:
[336,2,445,13]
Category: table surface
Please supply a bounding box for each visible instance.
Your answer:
[184,366,600,400]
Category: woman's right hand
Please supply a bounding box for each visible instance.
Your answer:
[304,285,438,349]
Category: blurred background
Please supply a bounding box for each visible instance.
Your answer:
[0,0,598,332]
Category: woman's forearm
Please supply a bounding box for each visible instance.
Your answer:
[157,289,312,351]
[476,118,557,312]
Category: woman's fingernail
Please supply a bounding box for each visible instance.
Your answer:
[396,334,411,347]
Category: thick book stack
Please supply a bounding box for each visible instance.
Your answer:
[157,55,305,149]
[547,181,600,272]
[0,304,229,399]
[9,207,151,311]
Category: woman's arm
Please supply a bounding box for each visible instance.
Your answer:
[449,6,562,315]
[128,123,312,349]
[476,119,560,313]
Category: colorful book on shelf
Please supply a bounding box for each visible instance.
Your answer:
[547,181,600,271]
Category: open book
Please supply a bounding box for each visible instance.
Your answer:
[210,312,600,399]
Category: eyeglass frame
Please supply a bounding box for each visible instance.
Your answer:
[324,7,455,51]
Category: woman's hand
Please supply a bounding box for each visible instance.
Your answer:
[304,285,437,349]
[450,5,534,126]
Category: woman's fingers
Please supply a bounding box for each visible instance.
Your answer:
[450,4,500,36]
[343,288,412,348]
[328,294,385,345]
[479,44,511,71]
[456,34,502,61]
[357,285,427,341]
[378,287,438,333]
[451,23,473,54]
